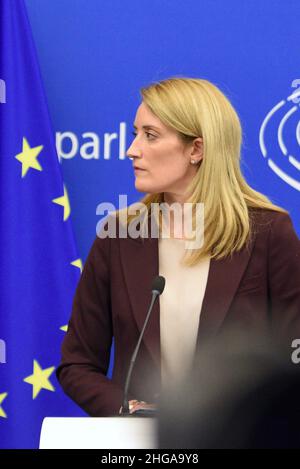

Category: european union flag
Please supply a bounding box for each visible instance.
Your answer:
[0,0,83,448]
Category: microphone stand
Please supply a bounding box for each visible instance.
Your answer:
[121,276,165,416]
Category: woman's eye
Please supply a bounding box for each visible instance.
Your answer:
[131,131,156,140]
[145,132,156,139]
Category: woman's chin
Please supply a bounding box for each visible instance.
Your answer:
[134,181,150,193]
[134,178,163,194]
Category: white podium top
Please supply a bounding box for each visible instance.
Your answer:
[39,417,158,449]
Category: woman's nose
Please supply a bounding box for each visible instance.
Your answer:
[126,141,142,159]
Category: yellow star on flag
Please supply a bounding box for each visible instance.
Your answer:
[23,360,55,399]
[0,392,8,419]
[15,137,43,177]
[52,185,70,221]
[71,258,83,273]
[60,324,68,332]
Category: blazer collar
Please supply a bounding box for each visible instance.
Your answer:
[119,218,256,368]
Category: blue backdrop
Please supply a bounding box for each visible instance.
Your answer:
[25,0,300,259]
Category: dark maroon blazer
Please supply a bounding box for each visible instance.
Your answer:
[56,209,300,416]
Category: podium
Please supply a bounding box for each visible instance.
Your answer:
[39,417,158,449]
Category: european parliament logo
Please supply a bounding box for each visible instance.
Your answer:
[259,80,300,192]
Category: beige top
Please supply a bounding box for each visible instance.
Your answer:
[158,237,210,388]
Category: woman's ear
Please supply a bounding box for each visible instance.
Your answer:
[190,137,203,164]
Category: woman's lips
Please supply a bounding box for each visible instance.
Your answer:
[134,168,147,174]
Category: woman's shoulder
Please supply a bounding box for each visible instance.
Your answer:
[249,207,291,227]
[249,207,299,246]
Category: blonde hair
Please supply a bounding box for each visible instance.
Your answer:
[118,77,287,265]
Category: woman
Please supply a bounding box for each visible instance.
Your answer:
[56,77,300,416]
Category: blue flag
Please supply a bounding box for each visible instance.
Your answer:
[0,0,84,448]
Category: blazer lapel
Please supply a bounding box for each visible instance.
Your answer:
[197,241,256,345]
[119,233,160,368]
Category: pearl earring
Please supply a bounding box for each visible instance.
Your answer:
[191,160,196,165]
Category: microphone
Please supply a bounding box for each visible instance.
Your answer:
[121,275,166,415]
